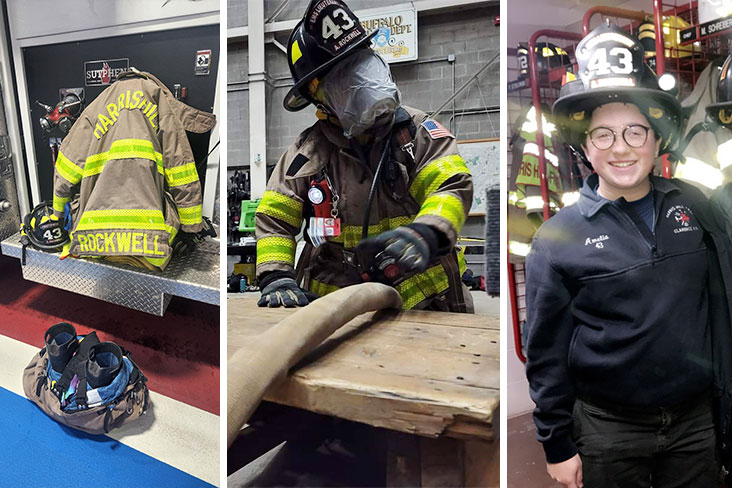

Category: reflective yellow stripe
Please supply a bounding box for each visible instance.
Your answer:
[416,194,466,231]
[56,151,83,184]
[310,278,340,297]
[166,162,199,187]
[256,236,296,267]
[313,260,457,310]
[330,215,414,248]
[409,155,470,204]
[457,247,467,275]
[516,154,561,193]
[83,139,163,178]
[143,255,169,267]
[53,195,70,214]
[257,191,303,228]
[75,209,176,235]
[396,263,450,310]
[178,204,202,226]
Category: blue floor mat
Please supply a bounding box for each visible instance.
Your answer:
[0,386,214,488]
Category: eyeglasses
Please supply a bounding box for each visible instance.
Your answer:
[586,124,651,150]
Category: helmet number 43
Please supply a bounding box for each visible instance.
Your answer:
[586,47,633,76]
[43,228,63,240]
[322,8,356,40]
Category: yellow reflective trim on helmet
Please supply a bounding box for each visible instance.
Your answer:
[329,215,415,248]
[83,139,164,178]
[309,278,340,297]
[409,155,470,205]
[257,236,296,267]
[56,151,83,184]
[178,204,202,226]
[720,109,732,125]
[396,263,450,310]
[291,39,303,64]
[257,190,303,228]
[648,107,664,119]
[53,195,70,214]
[416,194,466,232]
[571,111,585,121]
[166,162,199,187]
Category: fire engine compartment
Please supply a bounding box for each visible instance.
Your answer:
[0,6,221,315]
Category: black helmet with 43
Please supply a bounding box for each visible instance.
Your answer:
[552,22,682,164]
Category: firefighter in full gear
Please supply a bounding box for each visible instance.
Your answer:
[52,68,216,270]
[256,0,474,312]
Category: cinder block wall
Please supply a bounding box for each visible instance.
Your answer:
[228,1,497,241]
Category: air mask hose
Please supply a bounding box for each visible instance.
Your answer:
[361,137,392,240]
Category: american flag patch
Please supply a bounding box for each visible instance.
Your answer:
[421,119,452,139]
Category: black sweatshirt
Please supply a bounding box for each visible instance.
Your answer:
[524,174,713,463]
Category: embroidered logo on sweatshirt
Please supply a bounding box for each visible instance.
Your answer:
[665,205,700,234]
[584,234,609,248]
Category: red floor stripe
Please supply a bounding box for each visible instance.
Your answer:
[0,255,219,415]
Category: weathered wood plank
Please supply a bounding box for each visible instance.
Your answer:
[228,297,499,440]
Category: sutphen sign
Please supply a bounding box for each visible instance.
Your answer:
[361,7,417,63]
[85,58,129,87]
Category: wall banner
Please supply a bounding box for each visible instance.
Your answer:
[360,7,417,63]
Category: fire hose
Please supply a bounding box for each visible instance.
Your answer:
[227,282,402,448]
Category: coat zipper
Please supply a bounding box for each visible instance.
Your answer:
[607,204,660,259]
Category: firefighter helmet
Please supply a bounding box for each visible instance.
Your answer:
[706,54,732,128]
[283,0,378,112]
[517,42,571,79]
[20,202,69,252]
[636,16,700,62]
[552,22,682,161]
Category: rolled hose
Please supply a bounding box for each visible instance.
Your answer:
[227,282,402,448]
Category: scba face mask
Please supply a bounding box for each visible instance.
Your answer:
[319,49,401,139]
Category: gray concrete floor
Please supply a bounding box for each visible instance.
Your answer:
[508,413,560,488]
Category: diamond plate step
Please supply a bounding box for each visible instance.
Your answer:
[1,232,219,316]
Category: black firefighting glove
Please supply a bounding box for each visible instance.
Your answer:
[257,272,317,308]
[174,217,217,256]
[358,223,439,275]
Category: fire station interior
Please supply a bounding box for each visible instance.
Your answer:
[227,0,499,485]
[0,1,220,486]
[506,0,730,486]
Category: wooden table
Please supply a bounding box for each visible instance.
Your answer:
[228,297,500,486]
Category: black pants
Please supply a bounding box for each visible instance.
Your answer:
[573,395,720,488]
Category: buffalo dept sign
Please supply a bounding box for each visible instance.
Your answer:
[361,6,417,63]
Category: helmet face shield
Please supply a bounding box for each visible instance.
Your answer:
[319,49,401,138]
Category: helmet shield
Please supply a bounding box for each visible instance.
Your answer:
[284,0,378,111]
[552,22,682,161]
